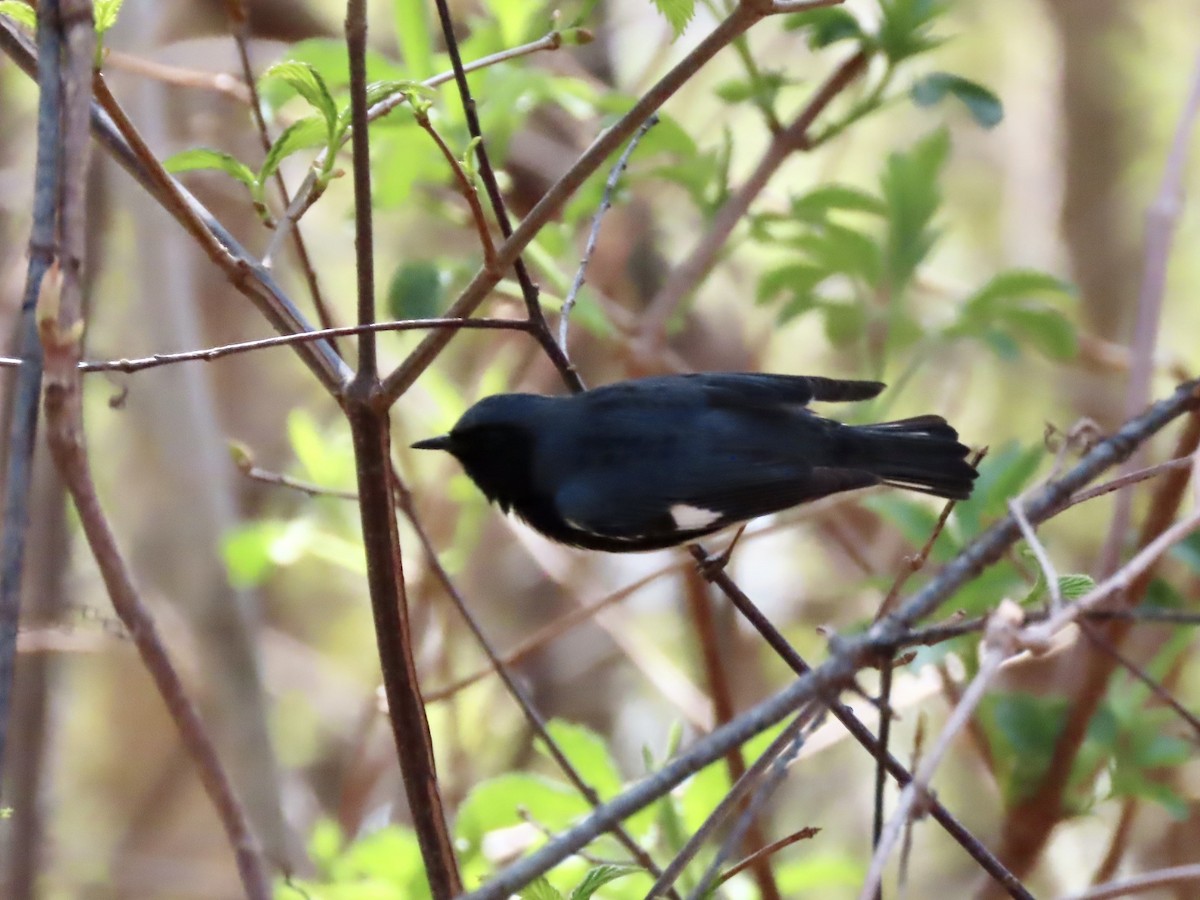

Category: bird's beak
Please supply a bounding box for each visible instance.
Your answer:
[411,434,452,451]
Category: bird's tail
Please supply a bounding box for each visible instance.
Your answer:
[844,415,978,500]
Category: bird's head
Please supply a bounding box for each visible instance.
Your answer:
[411,393,551,511]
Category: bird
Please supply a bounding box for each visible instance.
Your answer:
[411,373,978,553]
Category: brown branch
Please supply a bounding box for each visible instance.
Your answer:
[380,4,764,404]
[990,410,1200,889]
[632,47,871,362]
[683,569,782,900]
[39,3,269,895]
[343,0,459,894]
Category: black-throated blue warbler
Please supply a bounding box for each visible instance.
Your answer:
[412,373,977,553]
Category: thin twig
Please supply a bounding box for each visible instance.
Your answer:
[393,478,681,898]
[633,47,870,360]
[1064,864,1200,900]
[1098,48,1200,575]
[430,0,582,392]
[1010,498,1062,610]
[381,5,764,405]
[223,0,342,351]
[558,114,659,355]
[0,0,64,779]
[688,719,815,900]
[38,3,270,895]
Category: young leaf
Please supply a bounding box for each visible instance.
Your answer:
[259,116,333,182]
[387,260,444,320]
[877,0,947,63]
[520,878,563,900]
[0,0,36,29]
[911,72,1004,128]
[262,60,339,141]
[568,865,638,900]
[163,147,258,189]
[783,8,865,49]
[790,184,887,221]
[95,0,124,35]
[880,129,949,291]
[652,0,695,38]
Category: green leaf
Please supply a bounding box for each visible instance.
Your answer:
[713,71,788,108]
[1057,574,1096,601]
[392,0,434,81]
[539,721,622,798]
[95,0,124,34]
[790,184,886,221]
[911,72,1004,128]
[757,263,827,309]
[306,818,344,871]
[652,0,695,38]
[1134,733,1193,769]
[1170,531,1200,574]
[520,878,563,900]
[877,0,947,63]
[568,865,638,900]
[259,116,333,182]
[0,0,35,29]
[365,78,433,110]
[981,692,1069,800]
[821,301,868,346]
[262,60,339,140]
[997,306,1078,359]
[880,129,949,291]
[963,270,1074,315]
[328,825,424,887]
[221,521,287,588]
[795,222,882,283]
[784,8,866,49]
[163,147,258,189]
[456,773,587,849]
[386,260,444,320]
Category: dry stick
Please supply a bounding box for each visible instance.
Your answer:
[36,2,270,896]
[342,1,460,896]
[1010,498,1063,610]
[430,0,582,393]
[461,385,1200,900]
[682,570,783,900]
[688,719,814,900]
[715,827,822,889]
[222,0,342,353]
[860,604,1026,900]
[1081,626,1200,740]
[874,491,1200,899]
[0,0,63,780]
[633,47,870,359]
[380,4,764,404]
[646,709,819,897]
[693,552,1031,900]
[868,449,980,899]
[1098,49,1200,576]
[0,6,347,388]
[75,318,530,374]
[558,114,660,356]
[261,27,572,265]
[992,410,1200,889]
[1064,864,1200,900]
[87,74,349,393]
[393,482,682,900]
[411,110,498,266]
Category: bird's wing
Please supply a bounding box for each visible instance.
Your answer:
[555,463,880,541]
[688,373,885,410]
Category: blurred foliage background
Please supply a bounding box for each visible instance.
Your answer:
[1,0,1199,897]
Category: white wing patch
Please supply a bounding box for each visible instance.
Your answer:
[669,503,722,530]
